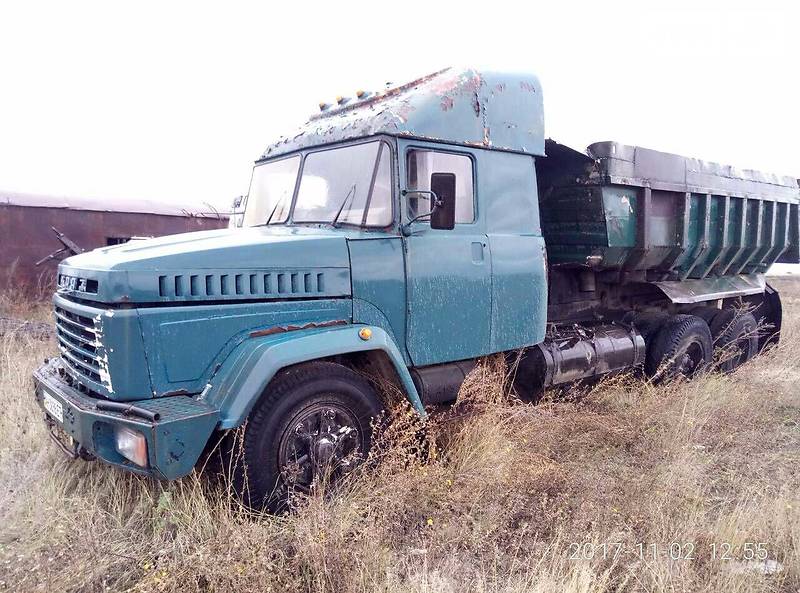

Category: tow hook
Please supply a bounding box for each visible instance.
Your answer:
[45,416,95,461]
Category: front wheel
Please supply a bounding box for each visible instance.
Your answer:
[232,361,384,512]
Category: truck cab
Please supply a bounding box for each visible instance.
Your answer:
[32,68,798,510]
[239,132,548,363]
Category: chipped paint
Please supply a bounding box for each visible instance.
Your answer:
[261,68,545,159]
[249,319,347,338]
[93,313,114,394]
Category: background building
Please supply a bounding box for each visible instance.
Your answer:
[1,191,228,294]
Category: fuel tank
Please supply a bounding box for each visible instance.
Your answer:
[512,323,645,399]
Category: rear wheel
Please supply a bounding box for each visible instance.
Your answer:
[709,309,758,373]
[687,306,720,325]
[630,312,670,345]
[232,361,384,512]
[645,314,713,382]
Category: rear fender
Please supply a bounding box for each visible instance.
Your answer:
[204,325,422,428]
[732,282,782,350]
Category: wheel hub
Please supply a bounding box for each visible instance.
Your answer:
[279,403,362,491]
[314,435,336,464]
[678,342,704,377]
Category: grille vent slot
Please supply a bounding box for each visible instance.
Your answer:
[157,271,327,299]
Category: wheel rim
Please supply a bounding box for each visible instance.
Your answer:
[730,340,747,367]
[277,401,364,493]
[730,328,754,368]
[677,342,705,377]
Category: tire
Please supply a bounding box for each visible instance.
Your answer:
[630,312,669,345]
[709,309,758,373]
[644,314,713,382]
[232,361,384,512]
[687,306,720,325]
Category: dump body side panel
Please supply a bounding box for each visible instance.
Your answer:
[539,141,800,278]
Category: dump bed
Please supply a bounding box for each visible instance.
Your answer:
[538,141,800,280]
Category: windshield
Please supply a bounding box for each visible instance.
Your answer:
[241,140,393,228]
[241,156,300,226]
[294,141,391,226]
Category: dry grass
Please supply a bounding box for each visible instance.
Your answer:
[1,284,799,592]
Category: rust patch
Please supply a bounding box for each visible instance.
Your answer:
[249,319,347,338]
[428,71,476,96]
[309,68,450,122]
[472,93,481,117]
[395,101,416,123]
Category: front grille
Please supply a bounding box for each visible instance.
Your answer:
[54,304,103,385]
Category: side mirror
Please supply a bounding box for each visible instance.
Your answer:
[232,195,243,209]
[430,172,456,230]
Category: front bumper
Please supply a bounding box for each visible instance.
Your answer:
[33,359,220,480]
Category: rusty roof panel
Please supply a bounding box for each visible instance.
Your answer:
[262,68,546,159]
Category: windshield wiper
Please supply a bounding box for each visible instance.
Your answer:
[331,184,356,228]
[263,199,282,226]
[259,192,289,227]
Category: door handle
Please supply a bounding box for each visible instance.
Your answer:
[471,241,485,263]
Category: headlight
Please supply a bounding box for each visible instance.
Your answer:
[114,426,148,467]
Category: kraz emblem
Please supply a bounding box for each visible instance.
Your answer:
[58,275,87,292]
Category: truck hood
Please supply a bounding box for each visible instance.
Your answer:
[57,226,353,304]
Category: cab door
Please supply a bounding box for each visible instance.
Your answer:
[399,141,492,366]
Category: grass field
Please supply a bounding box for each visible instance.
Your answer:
[1,282,798,592]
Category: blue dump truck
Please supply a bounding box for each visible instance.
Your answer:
[33,68,800,509]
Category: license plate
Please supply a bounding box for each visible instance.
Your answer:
[43,391,64,424]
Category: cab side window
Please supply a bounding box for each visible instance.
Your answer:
[406,150,474,223]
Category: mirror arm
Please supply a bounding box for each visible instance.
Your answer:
[400,189,442,236]
[401,188,443,208]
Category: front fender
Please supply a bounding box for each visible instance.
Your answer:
[204,324,422,428]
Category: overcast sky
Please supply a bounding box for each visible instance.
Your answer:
[0,1,797,212]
